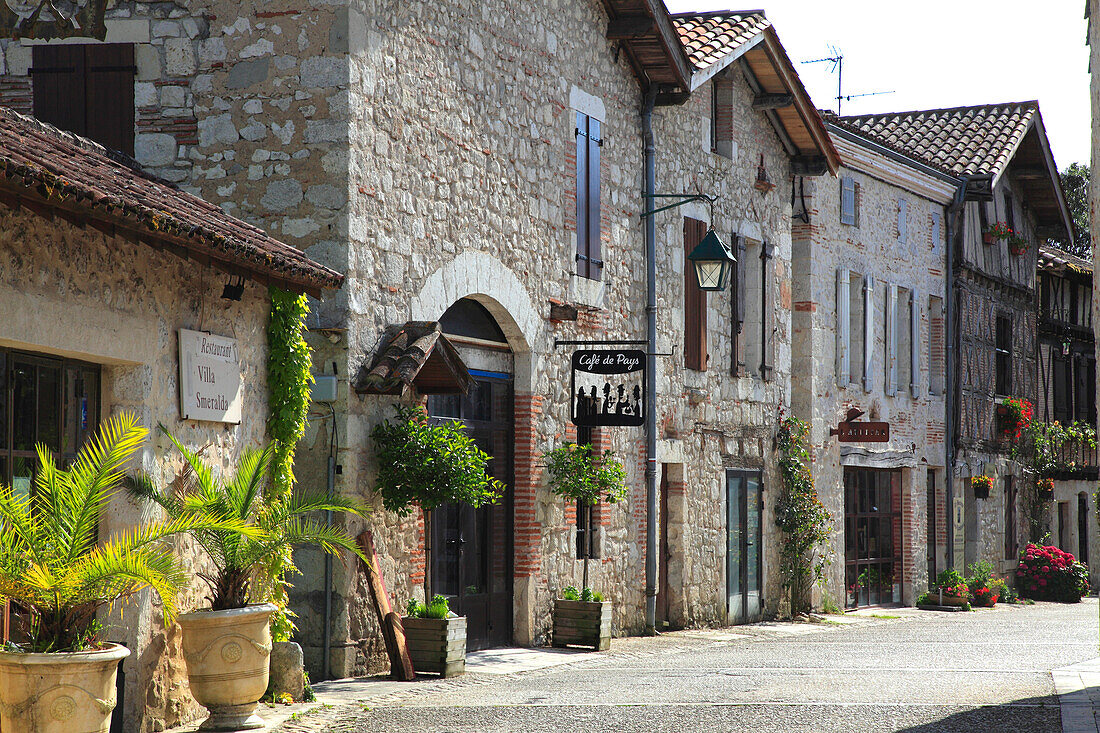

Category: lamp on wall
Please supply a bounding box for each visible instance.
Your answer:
[686,228,736,292]
[221,275,245,301]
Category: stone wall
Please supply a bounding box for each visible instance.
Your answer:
[792,133,954,606]
[0,205,270,732]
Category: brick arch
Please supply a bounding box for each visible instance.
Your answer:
[409,250,541,392]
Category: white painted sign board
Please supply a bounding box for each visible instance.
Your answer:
[179,329,242,424]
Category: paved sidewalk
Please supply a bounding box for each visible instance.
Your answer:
[1055,657,1100,733]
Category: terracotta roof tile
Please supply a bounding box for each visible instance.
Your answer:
[1039,242,1092,276]
[354,322,472,396]
[0,107,342,294]
[671,11,770,70]
[833,102,1037,178]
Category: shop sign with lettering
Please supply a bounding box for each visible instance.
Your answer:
[831,421,890,442]
[571,349,645,427]
[179,329,242,424]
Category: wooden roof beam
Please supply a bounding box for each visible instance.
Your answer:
[752,93,793,111]
[606,15,654,40]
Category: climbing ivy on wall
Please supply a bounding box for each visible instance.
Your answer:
[774,414,833,617]
[264,286,314,641]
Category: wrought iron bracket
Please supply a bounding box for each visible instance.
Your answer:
[640,193,717,219]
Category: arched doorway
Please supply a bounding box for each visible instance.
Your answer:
[426,298,514,650]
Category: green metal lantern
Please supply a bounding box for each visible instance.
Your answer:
[686,229,736,291]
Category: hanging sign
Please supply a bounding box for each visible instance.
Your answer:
[571,349,645,427]
[830,421,890,442]
[178,329,242,424]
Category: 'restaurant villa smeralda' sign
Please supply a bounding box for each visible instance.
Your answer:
[178,329,242,424]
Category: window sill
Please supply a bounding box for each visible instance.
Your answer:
[570,274,606,309]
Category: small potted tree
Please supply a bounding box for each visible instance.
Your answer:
[543,442,627,651]
[0,413,242,733]
[128,429,368,731]
[371,405,504,676]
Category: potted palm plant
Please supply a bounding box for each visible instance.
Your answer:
[128,428,368,731]
[0,413,235,733]
[543,442,626,651]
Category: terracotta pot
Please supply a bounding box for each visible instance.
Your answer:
[983,232,995,245]
[0,642,128,733]
[178,604,276,731]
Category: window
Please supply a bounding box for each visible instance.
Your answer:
[836,268,850,383]
[1075,355,1096,424]
[1003,191,1015,232]
[978,199,990,237]
[862,275,875,391]
[931,211,942,254]
[1004,475,1017,559]
[1079,493,1089,564]
[885,284,898,395]
[1053,352,1072,424]
[732,234,746,375]
[840,176,859,226]
[759,242,775,380]
[995,314,1012,395]
[897,200,908,244]
[740,239,774,379]
[849,271,865,387]
[709,81,718,153]
[928,296,945,395]
[575,111,602,280]
[894,287,913,397]
[683,217,708,371]
[32,44,135,156]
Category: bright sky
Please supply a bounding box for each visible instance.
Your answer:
[663,1,1092,170]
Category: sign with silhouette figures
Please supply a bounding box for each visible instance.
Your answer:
[571,349,645,427]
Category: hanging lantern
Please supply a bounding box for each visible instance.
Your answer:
[686,228,736,291]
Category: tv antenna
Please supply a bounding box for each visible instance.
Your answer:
[801,46,894,115]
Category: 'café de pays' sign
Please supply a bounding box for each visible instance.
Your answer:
[179,329,242,424]
[571,349,645,427]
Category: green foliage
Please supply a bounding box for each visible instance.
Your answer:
[370,405,504,515]
[405,594,450,619]
[935,569,965,589]
[127,427,369,613]
[989,578,1011,601]
[1013,419,1097,542]
[0,413,227,653]
[561,585,580,601]
[965,560,995,595]
[559,586,604,602]
[543,443,628,506]
[774,416,832,616]
[266,287,315,639]
[915,592,931,607]
[1056,162,1090,257]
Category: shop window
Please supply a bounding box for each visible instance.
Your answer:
[683,217,708,371]
[575,111,602,280]
[32,44,135,156]
[995,314,1012,396]
[844,468,902,608]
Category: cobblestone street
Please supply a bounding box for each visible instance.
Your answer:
[267,599,1099,733]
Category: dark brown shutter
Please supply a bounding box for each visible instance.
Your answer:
[85,44,135,156]
[587,117,602,281]
[684,218,708,371]
[32,44,134,156]
[32,45,86,139]
[760,242,775,379]
[731,233,746,376]
[575,112,589,279]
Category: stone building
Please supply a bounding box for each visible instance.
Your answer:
[0,105,339,732]
[834,103,1073,581]
[1036,244,1099,580]
[792,117,956,609]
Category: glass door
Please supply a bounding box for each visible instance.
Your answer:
[727,471,762,624]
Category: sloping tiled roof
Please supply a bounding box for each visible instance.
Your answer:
[0,107,342,296]
[671,12,770,70]
[835,102,1037,178]
[1038,242,1093,277]
[354,322,472,396]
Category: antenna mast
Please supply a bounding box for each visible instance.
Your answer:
[801,46,894,115]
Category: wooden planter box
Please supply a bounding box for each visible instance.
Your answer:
[933,592,968,607]
[402,616,466,678]
[552,600,611,651]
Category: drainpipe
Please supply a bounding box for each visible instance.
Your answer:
[642,85,658,635]
[944,177,969,571]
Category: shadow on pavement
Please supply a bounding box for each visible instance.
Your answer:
[896,693,1063,733]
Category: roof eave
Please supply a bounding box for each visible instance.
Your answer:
[687,30,766,91]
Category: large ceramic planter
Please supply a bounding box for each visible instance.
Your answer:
[402,616,466,678]
[178,603,275,731]
[0,643,128,733]
[552,599,611,651]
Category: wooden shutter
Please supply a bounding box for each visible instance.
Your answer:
[733,234,747,375]
[931,212,942,252]
[863,275,874,392]
[32,45,86,139]
[85,44,135,156]
[897,200,908,244]
[910,290,920,397]
[837,268,850,383]
[840,177,854,225]
[575,112,589,279]
[32,44,134,156]
[586,118,602,281]
[886,283,897,395]
[684,218,707,371]
[761,242,775,379]
[854,182,861,226]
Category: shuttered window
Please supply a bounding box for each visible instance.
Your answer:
[863,275,875,392]
[1003,191,1015,232]
[575,112,602,280]
[931,211,942,253]
[731,233,746,375]
[32,44,135,156]
[840,176,859,226]
[836,268,850,383]
[885,283,898,396]
[760,242,774,380]
[684,217,707,371]
[909,290,920,398]
[995,314,1012,396]
[897,200,908,244]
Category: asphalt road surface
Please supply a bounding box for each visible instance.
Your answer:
[282,599,1099,733]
